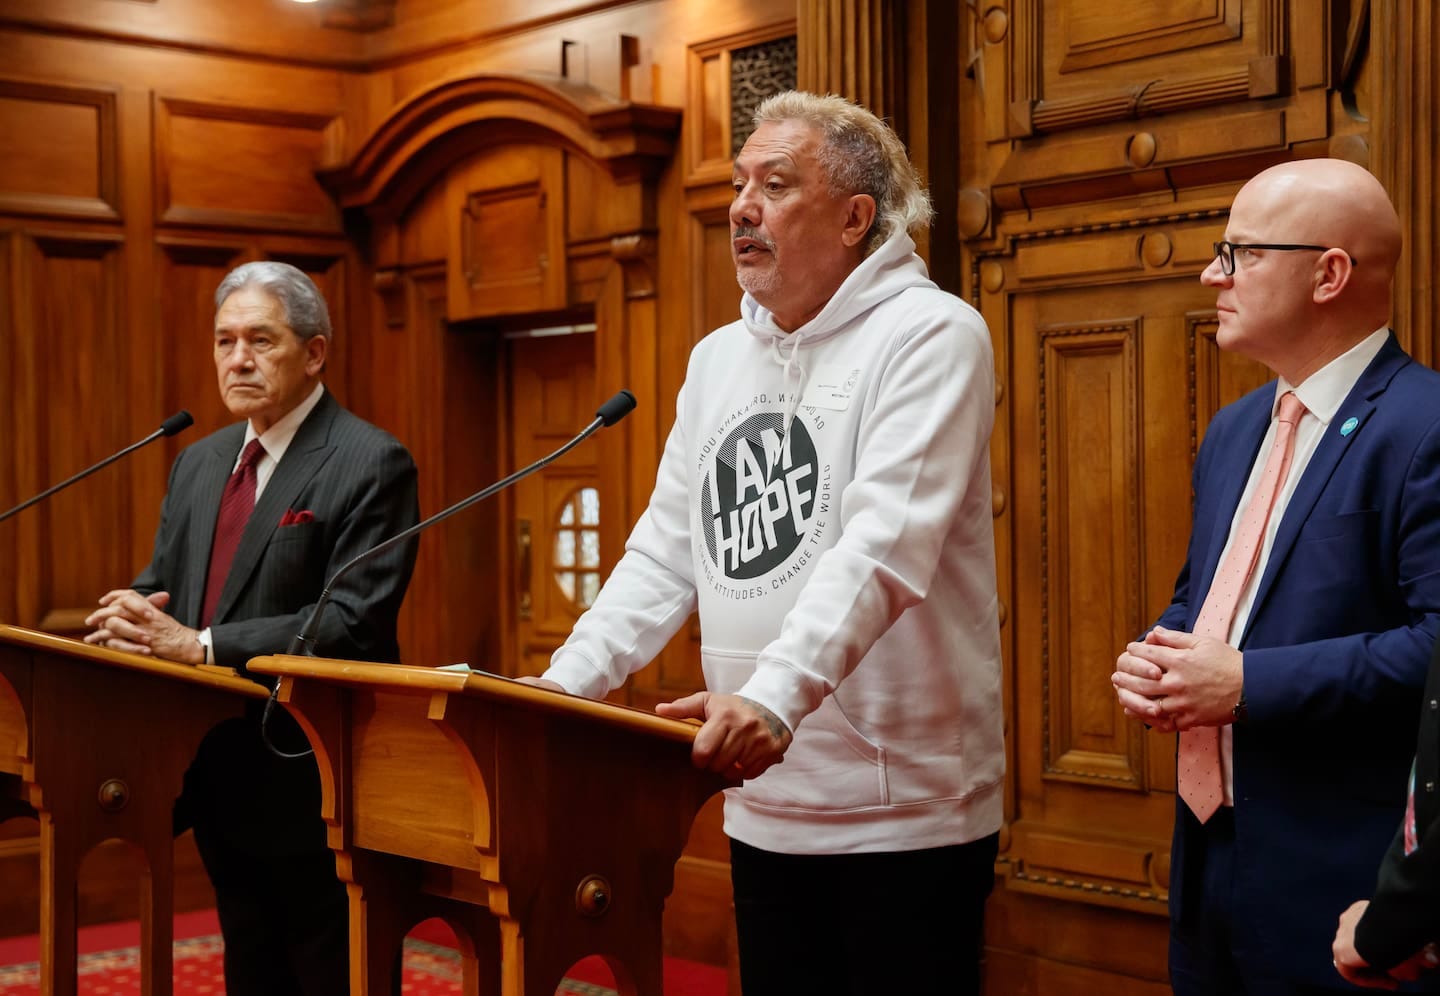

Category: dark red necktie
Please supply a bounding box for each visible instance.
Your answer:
[201,439,265,627]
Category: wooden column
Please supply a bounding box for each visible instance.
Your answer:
[797,0,906,126]
[1373,0,1439,367]
[795,0,962,290]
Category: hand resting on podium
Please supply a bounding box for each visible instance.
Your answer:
[516,677,791,781]
[83,588,205,665]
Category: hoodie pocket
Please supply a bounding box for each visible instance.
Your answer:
[701,647,888,812]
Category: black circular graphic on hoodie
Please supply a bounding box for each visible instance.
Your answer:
[699,412,818,580]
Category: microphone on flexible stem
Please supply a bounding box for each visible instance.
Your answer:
[0,411,195,524]
[260,389,638,759]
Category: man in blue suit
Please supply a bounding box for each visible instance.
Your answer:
[1113,158,1440,994]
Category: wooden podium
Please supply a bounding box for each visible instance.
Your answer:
[248,655,731,996]
[0,623,268,996]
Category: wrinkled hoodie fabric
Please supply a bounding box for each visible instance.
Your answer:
[545,232,1005,854]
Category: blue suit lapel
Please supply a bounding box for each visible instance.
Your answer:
[1241,334,1410,641]
[1193,396,1272,628]
[210,392,338,625]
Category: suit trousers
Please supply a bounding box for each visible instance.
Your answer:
[1170,807,1357,995]
[193,817,350,996]
[729,832,999,996]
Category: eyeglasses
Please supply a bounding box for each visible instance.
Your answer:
[1212,240,1358,276]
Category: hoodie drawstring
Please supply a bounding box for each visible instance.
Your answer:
[771,332,809,461]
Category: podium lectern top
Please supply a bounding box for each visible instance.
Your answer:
[0,623,268,699]
[248,654,704,745]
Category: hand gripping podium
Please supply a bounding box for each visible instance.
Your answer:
[246,655,731,996]
[0,623,269,996]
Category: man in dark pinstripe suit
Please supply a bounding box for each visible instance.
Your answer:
[84,261,420,996]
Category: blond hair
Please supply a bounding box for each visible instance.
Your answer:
[753,91,933,254]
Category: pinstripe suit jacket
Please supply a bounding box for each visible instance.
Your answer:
[135,388,420,854]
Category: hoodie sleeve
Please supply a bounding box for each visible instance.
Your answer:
[735,296,995,733]
[543,383,700,698]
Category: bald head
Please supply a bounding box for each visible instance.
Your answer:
[1236,158,1401,279]
[1202,158,1400,383]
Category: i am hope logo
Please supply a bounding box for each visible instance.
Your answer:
[699,411,817,580]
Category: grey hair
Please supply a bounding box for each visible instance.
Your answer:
[214,261,332,342]
[752,91,934,254]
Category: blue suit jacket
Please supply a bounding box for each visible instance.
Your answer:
[1158,334,1440,987]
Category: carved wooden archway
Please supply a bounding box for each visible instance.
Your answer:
[322,74,680,675]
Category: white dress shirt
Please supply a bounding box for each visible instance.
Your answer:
[1217,327,1389,803]
[199,381,326,654]
[232,382,326,499]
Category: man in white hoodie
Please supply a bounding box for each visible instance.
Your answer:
[525,91,1005,995]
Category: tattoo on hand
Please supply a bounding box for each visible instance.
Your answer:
[737,696,789,740]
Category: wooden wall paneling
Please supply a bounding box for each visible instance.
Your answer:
[0,2,366,68]
[982,0,1338,219]
[1016,0,1282,136]
[153,95,345,235]
[395,265,506,674]
[985,886,1171,994]
[373,167,503,675]
[984,204,1278,988]
[594,236,662,640]
[0,232,16,625]
[154,239,249,447]
[796,0,904,136]
[1034,319,1144,791]
[1373,0,1439,366]
[15,230,131,632]
[265,247,351,403]
[683,20,797,187]
[444,144,567,321]
[0,78,119,223]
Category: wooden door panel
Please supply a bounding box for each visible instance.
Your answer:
[1004,265,1271,912]
[507,332,597,678]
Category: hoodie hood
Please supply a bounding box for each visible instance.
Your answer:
[739,230,937,346]
[740,232,938,440]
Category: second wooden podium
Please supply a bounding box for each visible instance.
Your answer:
[247,655,730,996]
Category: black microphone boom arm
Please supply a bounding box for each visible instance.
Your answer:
[285,389,637,657]
[262,390,636,761]
[0,411,194,524]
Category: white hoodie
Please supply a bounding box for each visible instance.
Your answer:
[545,232,1005,854]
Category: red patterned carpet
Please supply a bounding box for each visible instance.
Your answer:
[0,912,726,996]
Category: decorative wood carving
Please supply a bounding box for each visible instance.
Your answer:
[608,233,658,299]
[1058,1,1241,72]
[969,208,1231,306]
[797,0,904,128]
[684,21,797,187]
[1373,0,1438,367]
[322,74,680,218]
[1006,0,1286,137]
[1037,321,1144,789]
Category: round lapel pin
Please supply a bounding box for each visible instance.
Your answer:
[1340,416,1359,437]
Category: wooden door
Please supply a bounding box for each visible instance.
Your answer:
[505,331,599,678]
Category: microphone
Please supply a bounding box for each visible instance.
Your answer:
[0,411,194,524]
[260,390,638,759]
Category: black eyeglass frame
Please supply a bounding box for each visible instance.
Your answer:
[1211,240,1359,276]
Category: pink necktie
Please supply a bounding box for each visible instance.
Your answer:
[1178,391,1306,823]
[201,439,265,628]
